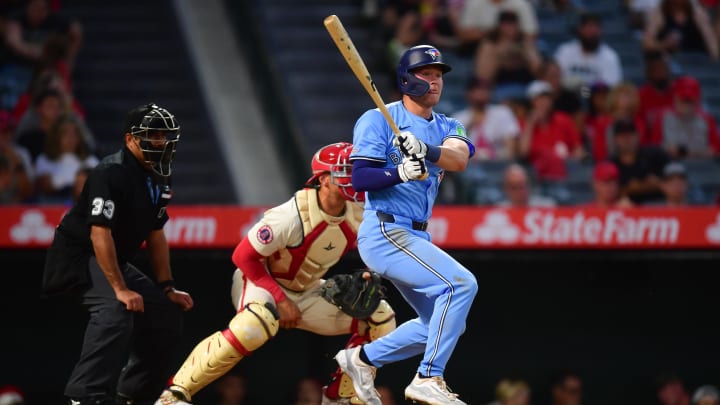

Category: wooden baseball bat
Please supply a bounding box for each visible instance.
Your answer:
[323,14,401,136]
[324,14,428,179]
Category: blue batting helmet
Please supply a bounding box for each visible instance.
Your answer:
[396,45,452,97]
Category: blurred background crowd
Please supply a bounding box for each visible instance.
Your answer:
[4,368,718,405]
[369,0,720,208]
[149,368,720,405]
[0,0,89,205]
[2,0,720,207]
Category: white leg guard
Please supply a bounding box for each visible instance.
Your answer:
[366,300,396,341]
[169,302,279,400]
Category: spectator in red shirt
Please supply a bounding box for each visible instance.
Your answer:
[637,51,674,137]
[11,69,85,123]
[585,161,633,208]
[651,75,720,159]
[518,80,585,181]
[591,82,648,161]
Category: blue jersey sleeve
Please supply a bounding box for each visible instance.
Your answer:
[442,118,475,158]
[351,109,391,163]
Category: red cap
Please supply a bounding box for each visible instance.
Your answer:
[593,161,619,181]
[0,385,24,405]
[672,76,701,101]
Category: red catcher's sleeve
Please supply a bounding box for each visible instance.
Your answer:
[232,237,287,303]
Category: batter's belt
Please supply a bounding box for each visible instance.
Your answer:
[376,211,428,231]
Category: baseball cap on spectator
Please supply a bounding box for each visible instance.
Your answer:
[593,161,619,181]
[663,162,687,179]
[672,76,701,102]
[498,10,519,23]
[0,110,16,132]
[692,385,719,404]
[0,386,24,405]
[612,118,637,135]
[526,80,553,99]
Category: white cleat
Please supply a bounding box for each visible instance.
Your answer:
[404,374,467,405]
[334,346,381,405]
[154,389,191,405]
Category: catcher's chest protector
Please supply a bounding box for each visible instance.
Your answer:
[268,189,363,291]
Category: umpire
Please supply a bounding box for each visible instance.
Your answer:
[42,103,194,405]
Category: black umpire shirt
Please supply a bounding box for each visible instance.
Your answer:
[43,147,171,296]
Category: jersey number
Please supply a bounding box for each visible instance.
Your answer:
[91,197,115,220]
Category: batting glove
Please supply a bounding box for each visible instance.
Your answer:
[394,131,427,157]
[398,154,427,182]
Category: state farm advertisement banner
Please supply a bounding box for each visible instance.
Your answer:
[427,207,720,249]
[1,206,719,249]
[0,206,268,249]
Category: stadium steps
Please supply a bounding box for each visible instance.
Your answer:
[249,0,392,162]
[60,0,236,204]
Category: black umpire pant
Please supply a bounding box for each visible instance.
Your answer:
[65,256,183,404]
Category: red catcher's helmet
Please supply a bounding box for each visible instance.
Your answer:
[305,142,364,202]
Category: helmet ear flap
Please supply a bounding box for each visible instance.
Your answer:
[398,72,430,97]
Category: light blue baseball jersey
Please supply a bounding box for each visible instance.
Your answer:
[349,101,478,378]
[350,101,471,222]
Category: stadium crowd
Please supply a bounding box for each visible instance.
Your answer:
[1,0,720,208]
[371,0,720,207]
[0,0,92,205]
[1,0,720,404]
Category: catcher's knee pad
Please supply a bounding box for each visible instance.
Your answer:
[367,299,396,341]
[227,302,280,352]
[170,302,279,399]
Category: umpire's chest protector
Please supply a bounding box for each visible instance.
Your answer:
[268,189,363,291]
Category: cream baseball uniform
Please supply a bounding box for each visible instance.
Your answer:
[232,188,365,336]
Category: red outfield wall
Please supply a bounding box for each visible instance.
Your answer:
[1,205,719,249]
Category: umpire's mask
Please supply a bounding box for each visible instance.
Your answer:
[126,103,180,177]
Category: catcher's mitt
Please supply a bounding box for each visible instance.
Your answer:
[319,270,386,319]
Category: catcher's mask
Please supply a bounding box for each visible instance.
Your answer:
[305,142,364,203]
[125,103,180,177]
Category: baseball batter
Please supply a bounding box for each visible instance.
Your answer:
[335,45,478,405]
[156,142,396,405]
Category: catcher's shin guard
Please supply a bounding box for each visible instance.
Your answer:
[325,300,396,402]
[169,302,279,400]
[366,300,396,341]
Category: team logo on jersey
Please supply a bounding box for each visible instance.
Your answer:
[389,151,402,165]
[257,225,274,244]
[424,48,440,60]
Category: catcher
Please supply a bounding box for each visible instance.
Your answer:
[156,142,396,405]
